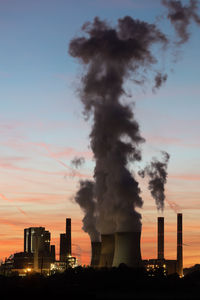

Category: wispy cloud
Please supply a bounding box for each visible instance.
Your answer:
[0,193,27,216]
[169,174,200,181]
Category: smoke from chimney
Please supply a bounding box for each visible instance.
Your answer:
[69,3,200,258]
[74,180,100,242]
[69,16,169,234]
[138,151,170,212]
[71,156,85,168]
[166,199,181,214]
[162,0,200,44]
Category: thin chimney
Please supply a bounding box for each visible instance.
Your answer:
[66,218,71,257]
[157,217,164,260]
[177,213,183,277]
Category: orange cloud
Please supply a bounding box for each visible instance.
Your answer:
[169,174,200,181]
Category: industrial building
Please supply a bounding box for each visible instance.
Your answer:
[50,218,77,273]
[0,219,77,276]
[24,227,51,255]
[0,214,183,277]
[60,218,71,261]
[90,213,183,277]
[58,218,76,268]
[141,213,183,277]
[10,226,55,275]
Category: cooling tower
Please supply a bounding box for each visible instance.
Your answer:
[98,234,115,267]
[177,213,183,277]
[157,217,164,260]
[90,241,101,268]
[112,232,142,267]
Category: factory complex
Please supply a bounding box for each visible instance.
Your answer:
[0,214,183,277]
[0,218,77,276]
[91,213,183,277]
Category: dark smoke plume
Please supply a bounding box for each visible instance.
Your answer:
[138,151,170,212]
[69,17,168,234]
[162,0,200,44]
[71,156,85,168]
[74,180,100,242]
[153,72,168,91]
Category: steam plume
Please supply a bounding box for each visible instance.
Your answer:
[153,72,168,92]
[139,151,170,212]
[74,180,100,242]
[162,0,200,44]
[69,17,168,233]
[71,156,85,168]
[166,199,181,213]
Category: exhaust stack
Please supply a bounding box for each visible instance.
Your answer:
[90,242,101,268]
[66,218,71,257]
[98,234,115,267]
[112,232,142,267]
[177,213,183,277]
[157,217,164,260]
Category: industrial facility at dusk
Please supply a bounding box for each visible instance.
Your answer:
[0,214,183,277]
[0,218,77,276]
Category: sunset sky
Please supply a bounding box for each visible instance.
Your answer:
[0,0,200,268]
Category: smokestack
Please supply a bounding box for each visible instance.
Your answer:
[98,234,115,268]
[66,218,71,257]
[177,213,183,277]
[157,217,164,260]
[112,232,142,267]
[90,241,101,268]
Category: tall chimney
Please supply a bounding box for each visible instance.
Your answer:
[177,213,183,277]
[66,218,71,257]
[157,217,164,260]
[112,232,142,267]
[98,234,115,268]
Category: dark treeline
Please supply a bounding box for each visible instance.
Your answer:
[0,266,200,299]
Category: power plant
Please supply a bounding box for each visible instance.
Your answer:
[0,218,77,276]
[0,214,183,277]
[143,213,183,277]
[90,213,183,277]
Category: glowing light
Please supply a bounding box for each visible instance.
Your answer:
[25,268,32,273]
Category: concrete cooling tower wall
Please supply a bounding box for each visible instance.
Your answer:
[90,241,101,268]
[112,232,142,268]
[98,234,115,267]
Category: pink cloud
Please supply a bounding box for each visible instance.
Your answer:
[143,133,200,149]
[0,193,27,217]
[0,218,29,228]
[0,156,92,180]
[145,135,182,146]
[169,174,200,181]
[15,193,67,205]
